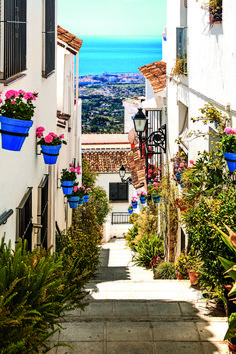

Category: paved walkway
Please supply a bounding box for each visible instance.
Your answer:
[50,238,230,353]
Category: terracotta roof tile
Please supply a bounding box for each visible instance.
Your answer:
[138,61,166,94]
[57,26,83,53]
[82,150,130,173]
[127,147,146,189]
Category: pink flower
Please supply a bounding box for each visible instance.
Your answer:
[44,135,53,143]
[0,98,2,104]
[5,90,18,99]
[224,127,234,134]
[233,129,236,135]
[11,100,16,104]
[70,167,76,172]
[158,168,162,171]
[18,89,25,95]
[73,186,78,192]
[59,134,64,139]
[189,160,194,165]
[69,163,73,166]
[49,132,57,137]
[24,92,34,100]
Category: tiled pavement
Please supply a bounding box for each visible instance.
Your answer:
[49,239,230,354]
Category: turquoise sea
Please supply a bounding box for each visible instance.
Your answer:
[78,36,162,76]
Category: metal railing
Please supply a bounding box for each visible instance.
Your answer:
[1,0,27,80]
[111,212,130,225]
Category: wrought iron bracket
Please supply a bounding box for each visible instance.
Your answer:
[138,124,166,157]
[121,176,134,186]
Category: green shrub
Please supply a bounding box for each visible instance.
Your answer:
[182,187,236,293]
[132,234,164,268]
[56,227,101,274]
[154,262,177,279]
[125,224,139,251]
[0,238,78,354]
[175,252,189,279]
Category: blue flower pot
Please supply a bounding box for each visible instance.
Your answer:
[175,172,184,187]
[83,194,90,203]
[128,209,133,214]
[223,151,236,173]
[140,196,146,204]
[0,116,33,151]
[41,144,61,165]
[131,201,137,209]
[61,180,75,195]
[148,179,153,184]
[153,195,161,204]
[67,195,79,209]
[78,196,84,205]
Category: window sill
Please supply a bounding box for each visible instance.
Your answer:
[42,70,55,79]
[0,73,27,86]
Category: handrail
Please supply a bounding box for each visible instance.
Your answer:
[0,209,14,226]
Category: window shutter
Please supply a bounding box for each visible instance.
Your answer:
[43,0,55,77]
[1,0,27,80]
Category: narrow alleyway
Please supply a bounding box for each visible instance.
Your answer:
[50,239,229,354]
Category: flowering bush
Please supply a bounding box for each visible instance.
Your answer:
[146,163,160,182]
[147,182,163,195]
[221,127,236,153]
[86,187,92,195]
[0,89,38,120]
[131,196,137,203]
[60,164,81,182]
[171,151,188,174]
[137,191,147,198]
[36,127,67,146]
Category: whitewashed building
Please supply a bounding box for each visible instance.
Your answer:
[165,0,236,253]
[56,26,83,232]
[0,2,82,252]
[82,134,137,242]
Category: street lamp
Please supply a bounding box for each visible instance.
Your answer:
[132,107,166,186]
[118,164,133,185]
[133,107,147,132]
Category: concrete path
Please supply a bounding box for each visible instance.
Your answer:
[50,238,230,353]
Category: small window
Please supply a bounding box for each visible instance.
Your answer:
[109,183,128,201]
[42,0,55,77]
[16,187,33,251]
[0,0,27,81]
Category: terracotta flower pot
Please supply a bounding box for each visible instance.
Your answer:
[188,270,200,286]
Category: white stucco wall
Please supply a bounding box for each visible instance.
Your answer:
[166,0,236,253]
[0,1,58,249]
[96,172,138,242]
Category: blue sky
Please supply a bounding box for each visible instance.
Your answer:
[58,0,167,37]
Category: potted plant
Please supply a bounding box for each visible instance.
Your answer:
[36,127,67,165]
[137,190,147,204]
[83,187,92,203]
[171,151,188,186]
[146,163,160,183]
[206,0,222,23]
[147,182,162,203]
[175,252,189,279]
[221,127,236,172]
[186,254,202,286]
[60,164,81,195]
[67,184,86,208]
[128,204,133,215]
[0,90,38,151]
[131,196,138,209]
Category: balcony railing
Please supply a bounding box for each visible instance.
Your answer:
[0,0,27,80]
[111,212,130,225]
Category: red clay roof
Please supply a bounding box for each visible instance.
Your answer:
[82,150,130,173]
[57,26,83,53]
[138,61,166,94]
